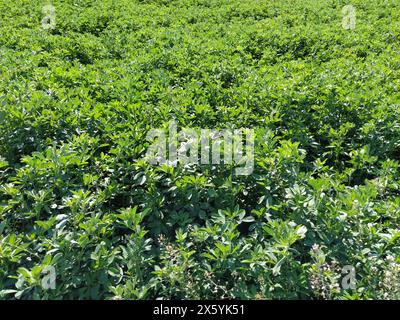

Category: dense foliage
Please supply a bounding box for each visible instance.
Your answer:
[0,0,400,299]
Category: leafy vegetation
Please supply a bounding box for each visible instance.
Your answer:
[0,0,400,299]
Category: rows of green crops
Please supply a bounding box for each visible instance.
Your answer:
[0,0,400,299]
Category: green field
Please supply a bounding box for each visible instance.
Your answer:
[0,0,400,299]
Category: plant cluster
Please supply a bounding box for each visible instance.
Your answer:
[0,0,399,299]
